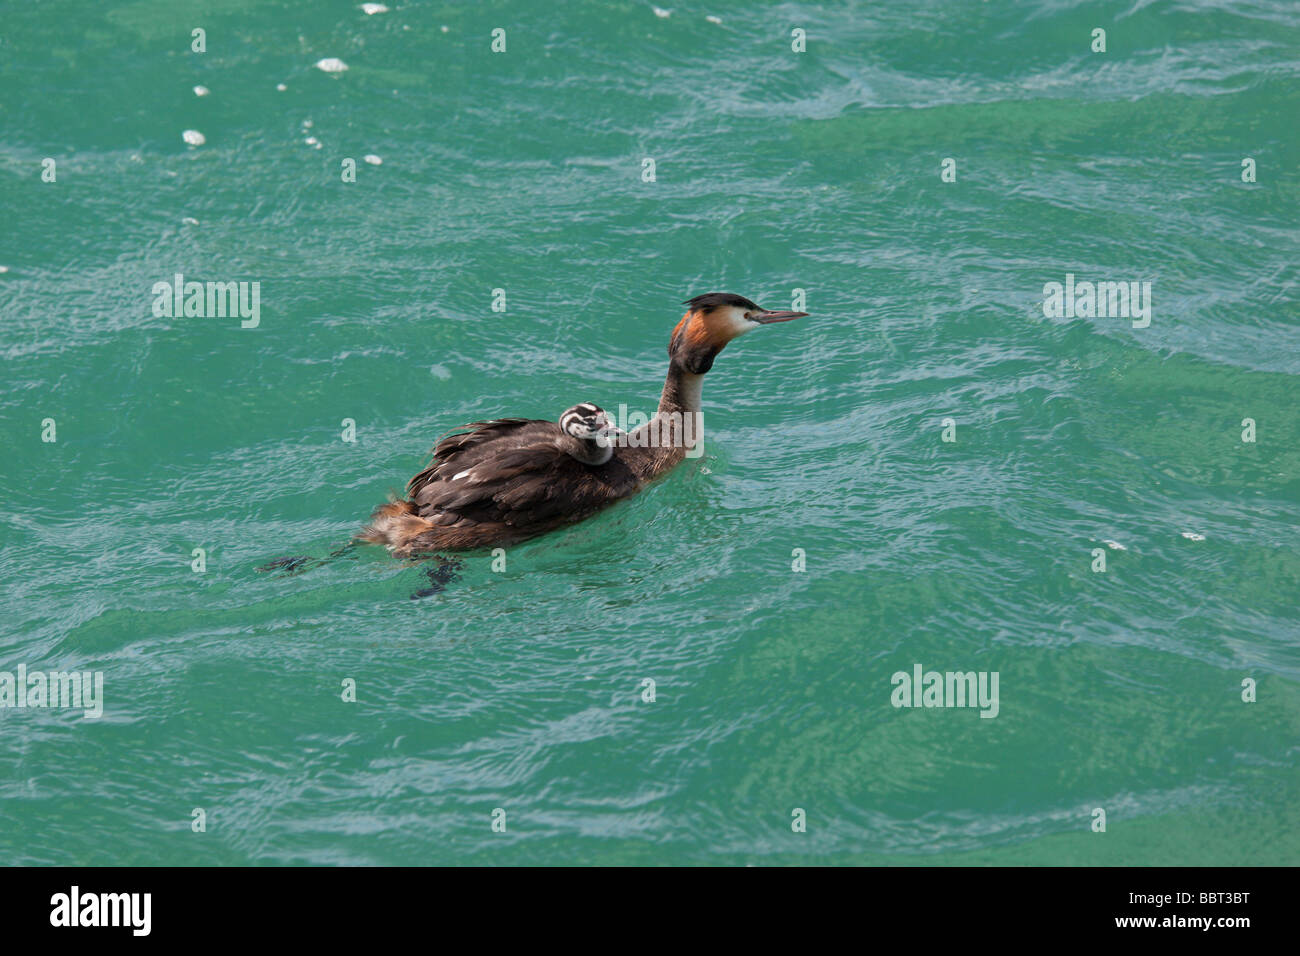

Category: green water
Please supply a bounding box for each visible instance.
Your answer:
[2,0,1298,865]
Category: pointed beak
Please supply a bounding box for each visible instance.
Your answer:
[593,413,616,444]
[749,309,809,324]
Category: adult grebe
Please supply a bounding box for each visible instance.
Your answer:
[361,293,808,555]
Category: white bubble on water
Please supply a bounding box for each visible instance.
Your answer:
[430,364,451,380]
[182,217,199,225]
[361,2,389,13]
[315,57,349,73]
[1103,540,1126,551]
[0,265,9,274]
[305,136,320,148]
[276,83,288,92]
[1181,532,1206,541]
[654,6,671,17]
[706,15,722,24]
[193,85,210,97]
[363,154,383,165]
[182,129,206,146]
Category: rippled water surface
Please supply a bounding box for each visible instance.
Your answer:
[1,0,1298,865]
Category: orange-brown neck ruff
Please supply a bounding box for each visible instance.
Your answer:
[670,309,732,354]
[669,308,743,377]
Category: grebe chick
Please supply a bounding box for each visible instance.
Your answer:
[558,402,618,465]
[361,293,808,556]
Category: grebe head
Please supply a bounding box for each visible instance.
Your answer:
[669,292,809,374]
[558,402,616,466]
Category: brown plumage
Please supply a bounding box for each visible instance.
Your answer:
[361,418,641,555]
[360,293,808,556]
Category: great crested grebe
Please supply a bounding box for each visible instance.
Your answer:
[361,293,808,556]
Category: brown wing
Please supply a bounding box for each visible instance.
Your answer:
[405,419,641,542]
[405,418,539,500]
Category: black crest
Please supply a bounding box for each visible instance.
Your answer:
[682,292,760,313]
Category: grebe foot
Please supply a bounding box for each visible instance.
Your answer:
[257,555,318,576]
[407,555,464,599]
[257,541,357,576]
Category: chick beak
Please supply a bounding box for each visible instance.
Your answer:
[748,309,809,324]
[593,415,616,446]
